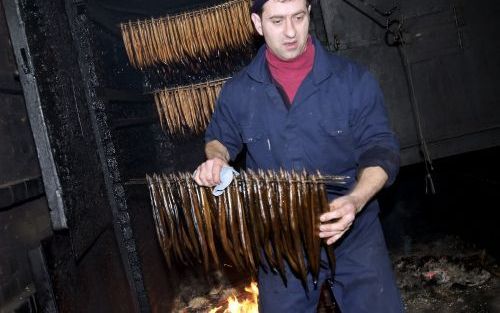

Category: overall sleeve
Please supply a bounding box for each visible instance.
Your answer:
[204,88,243,161]
[350,71,400,186]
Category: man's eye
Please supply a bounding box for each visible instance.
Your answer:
[295,15,304,21]
[272,19,282,24]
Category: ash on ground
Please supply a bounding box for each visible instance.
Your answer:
[393,236,500,313]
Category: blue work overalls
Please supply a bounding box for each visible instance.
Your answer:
[205,36,404,313]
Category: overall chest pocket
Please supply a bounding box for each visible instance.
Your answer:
[241,126,274,168]
[320,119,350,138]
[241,126,263,144]
[316,119,355,171]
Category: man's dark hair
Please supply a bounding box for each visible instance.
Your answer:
[251,0,312,16]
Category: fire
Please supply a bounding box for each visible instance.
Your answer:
[208,282,259,313]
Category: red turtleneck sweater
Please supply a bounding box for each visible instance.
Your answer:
[266,36,315,104]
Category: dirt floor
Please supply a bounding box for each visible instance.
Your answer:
[393,236,500,313]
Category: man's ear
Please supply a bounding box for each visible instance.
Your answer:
[251,13,264,36]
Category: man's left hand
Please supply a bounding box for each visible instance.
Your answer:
[319,195,361,245]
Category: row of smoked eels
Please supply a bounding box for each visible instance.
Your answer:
[147,170,346,288]
[153,78,227,136]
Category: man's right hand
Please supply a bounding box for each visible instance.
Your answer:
[193,157,228,187]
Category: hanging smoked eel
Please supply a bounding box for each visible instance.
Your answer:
[234,174,256,270]
[310,175,323,286]
[303,173,318,281]
[164,174,191,264]
[242,171,261,276]
[317,172,336,279]
[300,172,315,274]
[186,175,209,269]
[277,171,300,275]
[177,176,201,261]
[120,23,135,68]
[173,90,188,135]
[147,176,171,266]
[255,170,277,270]
[266,170,286,282]
[157,176,174,261]
[246,171,261,264]
[289,172,308,290]
[217,190,238,266]
[169,175,194,263]
[153,93,165,129]
[226,180,244,270]
[199,185,220,267]
[185,88,197,133]
[160,177,179,266]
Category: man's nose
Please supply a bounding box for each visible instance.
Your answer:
[284,18,296,38]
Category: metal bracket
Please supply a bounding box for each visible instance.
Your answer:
[342,0,405,47]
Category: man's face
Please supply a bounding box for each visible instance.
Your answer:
[251,0,311,61]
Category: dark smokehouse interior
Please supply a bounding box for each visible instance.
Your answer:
[1,0,499,312]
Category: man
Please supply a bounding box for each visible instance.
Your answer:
[193,0,404,312]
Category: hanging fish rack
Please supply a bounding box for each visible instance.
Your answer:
[120,0,254,70]
[153,77,229,136]
[147,170,348,288]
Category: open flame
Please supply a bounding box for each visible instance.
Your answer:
[208,282,259,313]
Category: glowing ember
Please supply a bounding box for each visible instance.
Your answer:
[208,282,259,313]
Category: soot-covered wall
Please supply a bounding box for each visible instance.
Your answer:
[320,0,500,164]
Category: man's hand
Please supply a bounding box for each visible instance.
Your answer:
[194,140,231,186]
[318,166,389,245]
[319,195,361,245]
[193,157,227,187]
